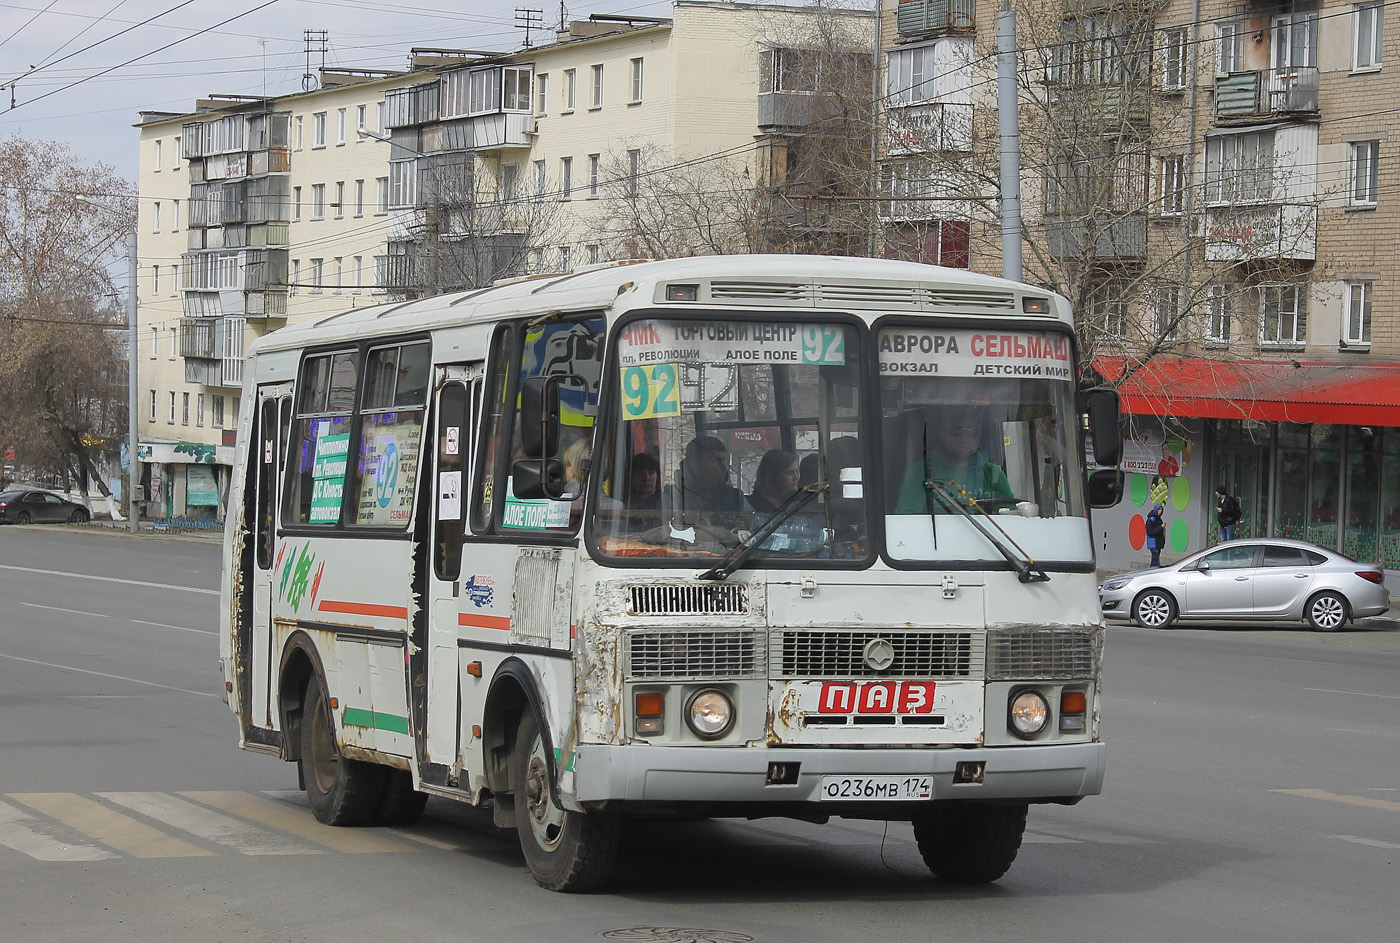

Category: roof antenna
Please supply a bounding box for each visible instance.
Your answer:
[515,7,542,48]
[303,29,328,91]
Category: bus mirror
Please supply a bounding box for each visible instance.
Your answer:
[1087,389,1122,467]
[512,459,565,500]
[1086,468,1124,509]
[520,377,560,459]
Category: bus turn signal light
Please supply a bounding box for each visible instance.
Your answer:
[635,692,665,736]
[1060,690,1087,733]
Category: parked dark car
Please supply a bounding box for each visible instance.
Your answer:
[0,489,91,524]
[1099,538,1391,631]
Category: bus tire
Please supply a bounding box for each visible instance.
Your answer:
[373,768,428,826]
[913,802,1027,884]
[301,679,384,826]
[511,710,619,892]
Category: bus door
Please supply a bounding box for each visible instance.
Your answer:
[250,382,292,730]
[418,364,482,787]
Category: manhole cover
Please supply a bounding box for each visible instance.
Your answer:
[599,929,756,943]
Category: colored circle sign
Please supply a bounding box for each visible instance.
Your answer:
[1171,475,1191,512]
[1128,514,1146,550]
[1129,474,1149,507]
[1170,518,1189,552]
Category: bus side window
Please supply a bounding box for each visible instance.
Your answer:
[435,381,472,580]
[287,349,358,525]
[472,328,516,534]
[255,397,279,569]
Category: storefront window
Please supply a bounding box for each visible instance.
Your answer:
[1307,447,1340,550]
[1381,428,1400,569]
[1344,427,1380,562]
[1275,449,1308,541]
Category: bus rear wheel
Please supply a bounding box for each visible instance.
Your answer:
[301,679,384,826]
[511,710,619,892]
[913,802,1027,884]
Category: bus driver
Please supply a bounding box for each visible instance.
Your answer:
[894,397,1012,513]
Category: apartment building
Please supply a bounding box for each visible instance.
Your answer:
[883,0,1400,572]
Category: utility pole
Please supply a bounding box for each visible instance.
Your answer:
[996,1,1023,282]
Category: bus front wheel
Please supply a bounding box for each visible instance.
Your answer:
[913,802,1027,884]
[511,710,619,892]
[301,679,384,826]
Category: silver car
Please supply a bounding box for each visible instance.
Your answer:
[1099,538,1391,632]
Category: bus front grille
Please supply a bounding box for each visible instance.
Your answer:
[627,583,748,616]
[627,631,764,680]
[986,628,1097,680]
[775,630,980,679]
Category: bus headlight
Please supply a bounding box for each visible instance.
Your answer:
[1009,690,1050,738]
[685,688,734,740]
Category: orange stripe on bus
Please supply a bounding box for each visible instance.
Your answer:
[459,613,511,631]
[317,599,409,620]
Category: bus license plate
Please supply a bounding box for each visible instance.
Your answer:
[817,775,932,801]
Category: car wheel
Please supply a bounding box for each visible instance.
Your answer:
[15,510,31,525]
[1305,591,1349,632]
[1133,589,1177,629]
[68,508,89,523]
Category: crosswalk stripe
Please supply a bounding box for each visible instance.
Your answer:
[98,792,327,857]
[7,794,214,858]
[178,791,415,853]
[0,799,117,861]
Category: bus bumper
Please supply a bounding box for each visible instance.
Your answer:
[571,741,1105,805]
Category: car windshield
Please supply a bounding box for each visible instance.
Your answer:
[878,325,1092,566]
[590,316,867,565]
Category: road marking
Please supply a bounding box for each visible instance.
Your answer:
[131,619,216,636]
[0,652,217,697]
[1021,832,1081,844]
[18,602,110,618]
[1303,687,1400,701]
[0,799,117,861]
[8,794,214,858]
[1031,827,1150,845]
[1333,834,1400,850]
[99,792,326,857]
[179,791,415,853]
[0,563,217,595]
[1274,788,1400,813]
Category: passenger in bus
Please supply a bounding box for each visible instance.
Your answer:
[626,451,662,509]
[666,435,745,522]
[561,438,591,500]
[894,404,1012,513]
[747,449,799,513]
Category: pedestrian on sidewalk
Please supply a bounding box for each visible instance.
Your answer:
[1215,486,1240,541]
[1145,502,1166,568]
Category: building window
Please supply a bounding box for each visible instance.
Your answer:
[311,258,324,293]
[536,72,549,116]
[533,160,547,197]
[587,244,599,265]
[312,111,326,147]
[169,391,177,424]
[1205,131,1274,204]
[170,327,178,359]
[295,115,303,150]
[171,199,180,232]
[171,263,179,296]
[291,259,300,295]
[1217,22,1244,74]
[591,64,604,108]
[354,179,365,216]
[1090,282,1127,338]
[559,157,572,200]
[353,256,363,294]
[588,154,600,198]
[182,392,190,425]
[311,183,325,219]
[376,177,389,214]
[336,107,346,145]
[627,148,641,197]
[563,69,576,112]
[1260,285,1306,346]
[1350,140,1379,207]
[1052,14,1148,85]
[1161,27,1188,89]
[630,57,644,103]
[149,327,158,359]
[152,201,161,233]
[1345,281,1373,345]
[559,245,571,272]
[293,185,302,221]
[1154,286,1182,341]
[500,164,519,201]
[1356,3,1384,70]
[213,395,225,428]
[1158,154,1186,215]
[1206,285,1232,345]
[152,265,161,294]
[149,389,157,422]
[356,104,367,137]
[1271,13,1317,71]
[334,181,345,218]
[331,257,341,294]
[885,45,938,105]
[197,393,205,427]
[154,138,163,171]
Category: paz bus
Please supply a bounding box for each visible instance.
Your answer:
[218,254,1124,891]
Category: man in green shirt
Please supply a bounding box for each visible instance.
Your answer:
[894,407,1013,513]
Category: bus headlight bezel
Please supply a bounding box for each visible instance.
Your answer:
[1008,689,1050,739]
[684,687,734,740]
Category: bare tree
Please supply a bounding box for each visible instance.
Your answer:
[0,135,133,505]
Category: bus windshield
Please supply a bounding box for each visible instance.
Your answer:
[591,316,868,564]
[878,325,1091,565]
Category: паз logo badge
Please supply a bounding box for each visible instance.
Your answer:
[463,575,495,608]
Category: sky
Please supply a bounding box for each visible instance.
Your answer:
[0,0,676,182]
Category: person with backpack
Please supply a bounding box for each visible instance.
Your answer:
[1215,486,1241,541]
[1145,502,1166,567]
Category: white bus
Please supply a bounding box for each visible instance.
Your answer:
[219,255,1123,891]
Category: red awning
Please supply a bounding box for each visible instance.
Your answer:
[1094,357,1400,425]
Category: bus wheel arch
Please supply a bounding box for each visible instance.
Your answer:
[482,660,544,798]
[276,632,324,763]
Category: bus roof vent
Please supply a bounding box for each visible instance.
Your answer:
[923,288,1017,310]
[709,281,810,304]
[816,283,924,310]
[628,582,749,616]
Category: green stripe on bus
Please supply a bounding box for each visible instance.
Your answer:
[343,707,410,735]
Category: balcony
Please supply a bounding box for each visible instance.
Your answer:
[885,102,973,155]
[1044,214,1147,260]
[758,91,843,131]
[896,0,974,36]
[1203,203,1317,262]
[1214,67,1319,121]
[469,112,534,151]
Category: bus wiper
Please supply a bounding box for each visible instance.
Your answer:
[698,482,828,581]
[923,480,1050,583]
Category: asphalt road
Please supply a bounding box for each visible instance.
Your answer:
[1,526,1397,943]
